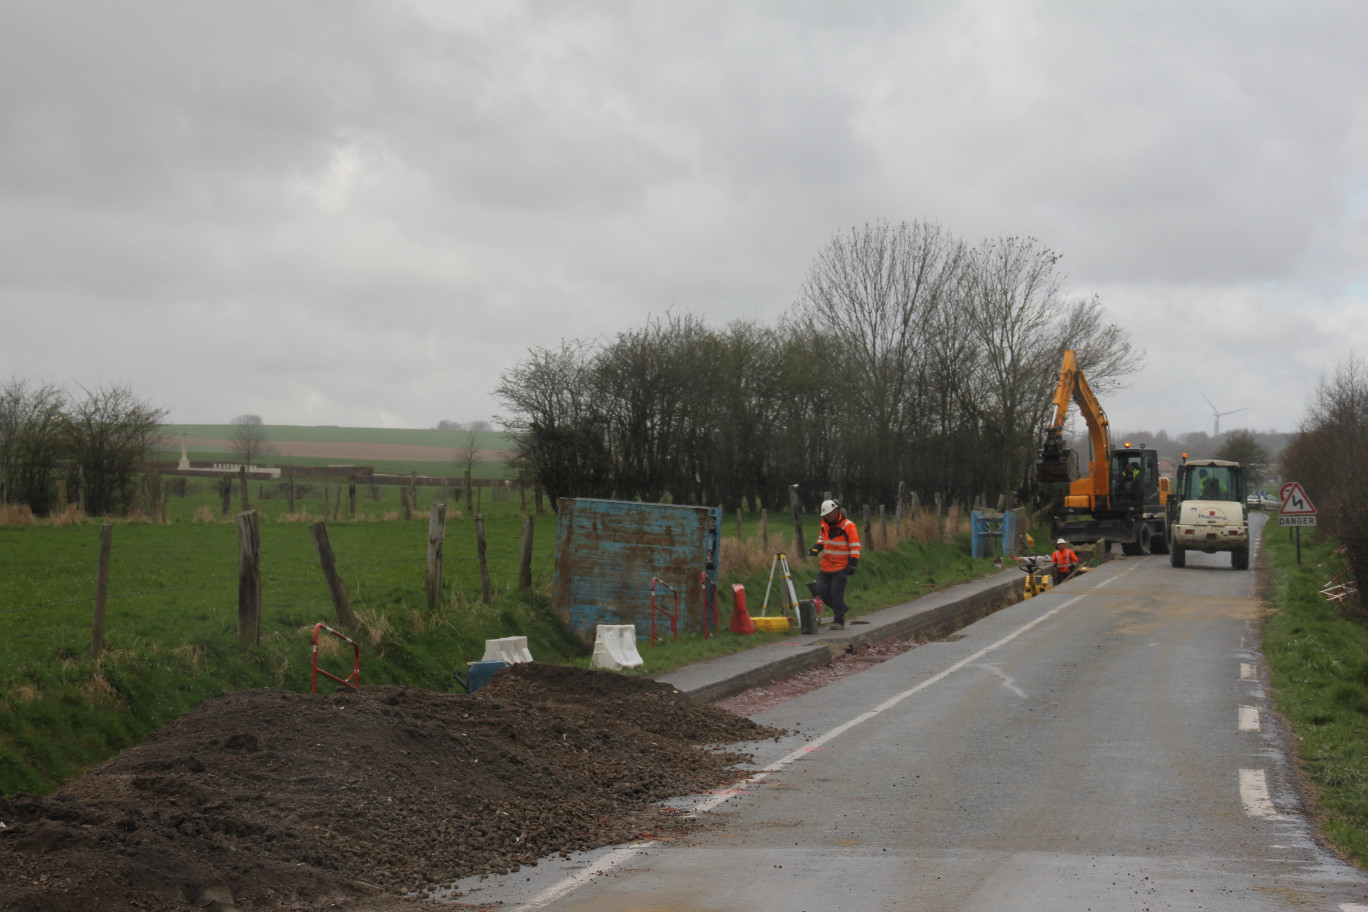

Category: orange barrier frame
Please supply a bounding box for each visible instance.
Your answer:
[312,622,360,694]
[650,577,679,646]
[699,571,718,639]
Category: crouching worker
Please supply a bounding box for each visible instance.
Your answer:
[1051,538,1080,585]
[808,499,860,630]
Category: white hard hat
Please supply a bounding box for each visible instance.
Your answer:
[820,499,840,517]
[1057,538,1067,546]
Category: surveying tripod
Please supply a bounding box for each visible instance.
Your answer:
[759,552,803,624]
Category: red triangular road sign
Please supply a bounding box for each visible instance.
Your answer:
[1279,482,1317,515]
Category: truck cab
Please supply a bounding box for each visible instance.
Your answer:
[1166,457,1249,569]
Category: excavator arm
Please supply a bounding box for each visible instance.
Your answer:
[1036,350,1111,503]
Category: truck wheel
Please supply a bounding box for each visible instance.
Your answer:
[1232,546,1249,570]
[1151,528,1170,555]
[1122,529,1152,556]
[1170,544,1186,568]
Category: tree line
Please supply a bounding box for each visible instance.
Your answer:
[1280,355,1368,612]
[0,380,165,516]
[495,219,1143,514]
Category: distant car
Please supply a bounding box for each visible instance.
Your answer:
[1246,490,1279,510]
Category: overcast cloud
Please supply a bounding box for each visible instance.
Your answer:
[2,1,1365,436]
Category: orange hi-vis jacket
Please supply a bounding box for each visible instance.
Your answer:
[1052,546,1079,573]
[817,514,861,573]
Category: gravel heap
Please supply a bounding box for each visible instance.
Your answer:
[0,663,781,912]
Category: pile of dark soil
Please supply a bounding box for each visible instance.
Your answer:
[0,664,780,912]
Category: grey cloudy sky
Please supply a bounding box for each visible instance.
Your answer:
[3,1,1365,436]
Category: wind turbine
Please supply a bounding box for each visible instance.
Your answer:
[1202,393,1247,436]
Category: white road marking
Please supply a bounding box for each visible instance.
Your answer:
[972,663,1027,698]
[1238,705,1260,732]
[1240,662,1255,679]
[518,842,655,910]
[1240,769,1280,819]
[1340,904,1368,911]
[514,563,1141,911]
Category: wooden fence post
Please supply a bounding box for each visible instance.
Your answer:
[91,523,112,659]
[236,511,261,645]
[426,502,447,610]
[935,493,944,536]
[879,504,887,549]
[519,515,535,590]
[348,476,357,518]
[238,465,250,513]
[220,474,232,518]
[789,485,805,556]
[863,504,873,552]
[322,487,332,521]
[736,508,744,539]
[896,481,906,527]
[476,514,493,604]
[311,521,358,629]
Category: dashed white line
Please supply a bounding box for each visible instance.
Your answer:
[1240,768,1280,819]
[1340,904,1368,911]
[1240,662,1255,680]
[1238,705,1260,732]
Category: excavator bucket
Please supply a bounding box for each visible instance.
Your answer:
[1036,436,1081,484]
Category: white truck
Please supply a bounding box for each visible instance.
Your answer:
[1165,457,1250,569]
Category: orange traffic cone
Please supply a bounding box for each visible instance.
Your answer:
[730,583,755,634]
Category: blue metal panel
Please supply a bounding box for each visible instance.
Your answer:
[552,498,722,647]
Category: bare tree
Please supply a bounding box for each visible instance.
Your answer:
[495,339,613,507]
[457,430,481,512]
[790,219,966,505]
[64,384,166,516]
[228,414,270,466]
[1215,429,1270,485]
[0,378,66,512]
[961,237,1143,500]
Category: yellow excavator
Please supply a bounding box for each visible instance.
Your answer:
[1036,350,1170,556]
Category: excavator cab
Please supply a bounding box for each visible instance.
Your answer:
[1109,447,1160,512]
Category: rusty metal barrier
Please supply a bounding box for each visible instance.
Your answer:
[311,622,360,693]
[650,577,679,646]
[699,571,718,638]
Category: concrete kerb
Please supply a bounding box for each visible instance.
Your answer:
[656,568,1025,704]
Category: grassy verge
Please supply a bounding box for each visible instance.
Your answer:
[1261,524,1368,866]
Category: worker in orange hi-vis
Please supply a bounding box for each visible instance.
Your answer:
[808,499,860,630]
[1051,538,1080,585]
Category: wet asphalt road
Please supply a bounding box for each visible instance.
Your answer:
[453,515,1368,911]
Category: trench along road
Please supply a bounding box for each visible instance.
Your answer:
[452,513,1368,911]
